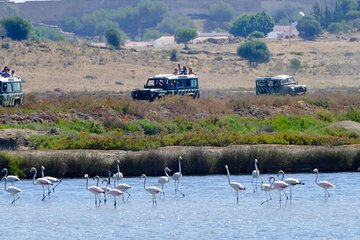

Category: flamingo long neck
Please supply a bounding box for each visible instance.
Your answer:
[165,169,170,178]
[95,177,99,186]
[3,168,8,177]
[85,177,89,190]
[269,177,275,188]
[3,177,7,191]
[32,169,37,184]
[117,162,120,174]
[113,176,117,188]
[255,161,258,172]
[143,176,147,190]
[41,168,45,178]
[315,171,319,184]
[279,171,284,181]
[226,168,232,184]
[178,160,182,174]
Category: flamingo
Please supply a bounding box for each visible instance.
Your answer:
[1,168,20,186]
[84,174,104,207]
[278,170,304,200]
[260,177,273,205]
[30,167,52,201]
[103,177,124,207]
[225,165,246,204]
[173,156,185,197]
[158,167,171,197]
[115,160,123,183]
[41,166,62,192]
[2,176,22,204]
[313,168,335,200]
[94,175,108,204]
[251,159,260,193]
[115,180,132,201]
[141,174,162,206]
[272,176,289,206]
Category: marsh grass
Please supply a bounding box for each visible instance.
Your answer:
[2,146,359,178]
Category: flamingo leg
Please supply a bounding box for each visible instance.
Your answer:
[114,197,117,207]
[255,178,258,192]
[94,195,97,207]
[290,187,292,200]
[42,185,46,201]
[97,194,102,207]
[236,191,239,204]
[261,191,269,205]
[52,180,62,192]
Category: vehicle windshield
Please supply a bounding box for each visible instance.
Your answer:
[146,79,165,88]
[280,77,296,85]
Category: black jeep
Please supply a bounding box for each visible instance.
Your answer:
[256,75,307,96]
[131,74,200,101]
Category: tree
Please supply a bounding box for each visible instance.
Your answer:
[0,16,32,40]
[237,40,270,67]
[333,0,358,21]
[63,16,81,32]
[312,1,323,22]
[296,16,322,39]
[158,15,195,35]
[175,28,197,49]
[105,29,127,48]
[208,1,235,22]
[229,12,274,37]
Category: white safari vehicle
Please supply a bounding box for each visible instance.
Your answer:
[0,77,23,106]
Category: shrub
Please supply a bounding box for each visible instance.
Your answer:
[175,28,197,49]
[296,16,322,39]
[237,40,270,67]
[289,58,301,73]
[327,22,352,33]
[208,1,235,22]
[1,42,9,49]
[229,12,274,37]
[105,28,127,48]
[247,31,265,39]
[0,16,32,40]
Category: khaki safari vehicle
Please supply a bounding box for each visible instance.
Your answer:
[131,74,200,101]
[256,75,307,96]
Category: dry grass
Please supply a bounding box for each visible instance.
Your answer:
[1,33,359,95]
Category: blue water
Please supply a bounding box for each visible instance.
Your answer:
[1,172,359,240]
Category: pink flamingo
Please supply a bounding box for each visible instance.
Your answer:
[30,167,52,201]
[173,156,185,197]
[260,177,273,205]
[41,166,62,192]
[313,168,335,200]
[225,165,246,204]
[84,174,104,207]
[103,176,124,207]
[141,174,162,206]
[1,168,20,186]
[158,167,171,197]
[278,170,304,200]
[271,176,289,206]
[2,176,22,204]
[251,159,260,193]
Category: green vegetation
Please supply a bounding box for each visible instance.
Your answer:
[247,31,265,39]
[0,16,32,40]
[2,93,360,152]
[229,12,274,37]
[296,16,322,39]
[105,28,127,48]
[175,28,197,49]
[1,146,359,178]
[237,40,270,67]
[208,1,235,22]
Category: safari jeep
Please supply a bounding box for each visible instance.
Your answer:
[131,74,200,101]
[0,77,23,106]
[255,75,307,96]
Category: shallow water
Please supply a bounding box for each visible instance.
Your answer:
[1,172,360,240]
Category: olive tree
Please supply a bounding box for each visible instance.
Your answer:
[237,40,270,67]
[105,28,127,48]
[1,16,32,40]
[296,16,322,39]
[175,28,197,49]
[229,12,274,37]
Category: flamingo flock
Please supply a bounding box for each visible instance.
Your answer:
[0,157,340,207]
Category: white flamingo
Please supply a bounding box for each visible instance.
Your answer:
[173,156,185,197]
[2,176,22,204]
[158,167,171,197]
[260,177,273,205]
[141,174,162,206]
[103,176,124,207]
[1,168,20,186]
[251,159,260,192]
[225,165,246,204]
[84,174,104,207]
[313,168,335,200]
[94,175,108,205]
[115,160,123,183]
[272,176,289,206]
[30,167,52,201]
[41,166,62,192]
[278,170,304,200]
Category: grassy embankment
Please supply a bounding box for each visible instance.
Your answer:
[0,92,360,177]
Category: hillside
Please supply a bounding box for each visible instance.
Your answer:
[1,33,359,95]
